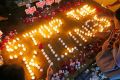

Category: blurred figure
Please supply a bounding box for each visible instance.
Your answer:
[96,8,120,80]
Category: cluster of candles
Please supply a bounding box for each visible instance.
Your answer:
[72,15,111,43]
[23,29,37,38]
[6,35,43,80]
[66,5,96,20]
[84,20,95,30]
[4,18,63,80]
[2,3,112,79]
[77,26,95,37]
[41,49,53,65]
[22,50,43,80]
[74,29,87,42]
[6,38,20,52]
[23,32,37,46]
[9,43,26,59]
[23,57,36,80]
[30,50,43,72]
[5,37,27,60]
[93,15,111,32]
[84,20,97,35]
[58,38,78,53]
[68,32,83,47]
[22,18,62,39]
[39,25,52,38]
[23,30,38,45]
[39,19,63,38]
[30,35,37,45]
[10,50,43,80]
[49,19,63,33]
[48,44,61,61]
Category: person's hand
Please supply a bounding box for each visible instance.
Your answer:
[114,16,120,30]
[46,65,53,80]
[102,31,114,51]
[113,39,120,49]
[102,39,110,52]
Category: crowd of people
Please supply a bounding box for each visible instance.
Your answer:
[96,8,120,80]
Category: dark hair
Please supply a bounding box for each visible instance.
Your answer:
[115,8,120,21]
[0,64,25,80]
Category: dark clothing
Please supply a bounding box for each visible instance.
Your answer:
[0,65,25,80]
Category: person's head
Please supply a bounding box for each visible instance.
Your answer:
[115,8,120,21]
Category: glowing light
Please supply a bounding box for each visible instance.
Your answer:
[23,48,26,51]
[61,55,64,58]
[33,50,37,55]
[16,38,20,41]
[57,58,60,61]
[14,55,18,59]
[23,57,26,61]
[8,42,11,45]
[40,69,43,72]
[41,49,53,65]
[14,46,18,50]
[65,52,68,56]
[48,44,61,60]
[9,56,13,59]
[66,5,96,20]
[74,29,87,42]
[19,52,23,55]
[38,19,62,38]
[18,44,21,47]
[13,40,16,43]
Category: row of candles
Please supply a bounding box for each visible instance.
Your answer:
[48,44,61,61]
[6,37,20,52]
[93,15,111,32]
[39,19,63,38]
[22,18,62,39]
[68,32,83,47]
[66,5,96,20]
[58,37,78,53]
[74,29,87,42]
[23,57,36,80]
[41,49,53,65]
[23,50,43,80]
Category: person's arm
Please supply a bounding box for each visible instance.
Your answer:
[114,16,120,30]
[46,65,53,80]
[102,31,114,52]
[113,39,120,67]
[46,76,51,80]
